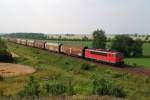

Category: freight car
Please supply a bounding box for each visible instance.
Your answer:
[20,39,27,45]
[8,38,17,43]
[34,40,46,49]
[45,42,62,53]
[16,39,21,44]
[84,49,124,64]
[60,44,87,57]
[27,40,35,47]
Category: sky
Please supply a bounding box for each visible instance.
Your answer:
[0,0,150,34]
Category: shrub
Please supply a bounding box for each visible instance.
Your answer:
[93,78,111,95]
[81,63,96,71]
[44,83,66,96]
[81,63,90,70]
[109,85,126,97]
[144,76,150,84]
[66,80,75,96]
[0,75,4,81]
[18,76,40,97]
[132,63,137,67]
[0,90,4,97]
[92,78,126,98]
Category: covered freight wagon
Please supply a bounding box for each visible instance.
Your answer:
[60,44,87,57]
[34,40,46,49]
[8,38,17,43]
[20,39,27,45]
[27,40,35,47]
[16,39,21,44]
[45,42,62,53]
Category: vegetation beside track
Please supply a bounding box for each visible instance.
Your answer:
[0,37,12,62]
[0,42,149,100]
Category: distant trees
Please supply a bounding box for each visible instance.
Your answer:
[92,29,107,49]
[82,36,89,41]
[111,35,143,57]
[3,33,47,40]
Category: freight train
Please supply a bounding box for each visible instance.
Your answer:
[8,38,124,65]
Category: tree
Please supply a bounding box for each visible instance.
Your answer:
[111,35,132,57]
[82,36,88,41]
[131,39,143,57]
[92,29,107,49]
[0,37,7,54]
[0,37,12,62]
[111,35,143,57]
[145,36,149,43]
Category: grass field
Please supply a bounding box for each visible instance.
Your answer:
[0,42,149,100]
[125,43,150,68]
[45,40,150,68]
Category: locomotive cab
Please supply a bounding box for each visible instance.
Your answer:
[84,49,124,65]
[111,52,124,65]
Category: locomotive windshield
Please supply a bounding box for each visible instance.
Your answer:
[113,53,124,58]
[90,51,107,56]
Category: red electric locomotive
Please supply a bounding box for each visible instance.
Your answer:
[84,49,124,65]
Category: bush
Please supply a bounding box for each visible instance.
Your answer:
[144,76,150,84]
[92,78,126,98]
[81,63,96,71]
[44,83,66,96]
[0,90,4,97]
[109,86,126,97]
[66,80,75,96]
[0,37,13,62]
[18,76,40,97]
[0,75,4,81]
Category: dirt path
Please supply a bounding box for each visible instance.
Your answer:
[0,63,35,77]
[11,52,19,58]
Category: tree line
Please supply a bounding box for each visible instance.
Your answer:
[92,29,143,57]
[3,33,48,40]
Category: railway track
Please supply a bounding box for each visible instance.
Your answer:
[10,42,150,77]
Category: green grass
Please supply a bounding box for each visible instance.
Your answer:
[125,43,150,68]
[0,42,149,100]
